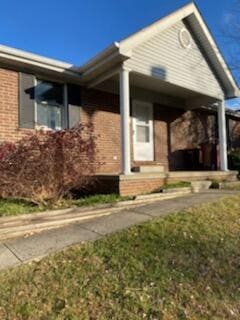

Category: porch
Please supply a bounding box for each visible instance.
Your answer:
[78,6,239,196]
[90,66,230,176]
[96,170,238,196]
[118,67,229,174]
[87,65,239,196]
[84,65,236,196]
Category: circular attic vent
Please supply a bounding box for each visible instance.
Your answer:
[179,28,192,49]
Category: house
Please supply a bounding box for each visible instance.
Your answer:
[0,2,239,196]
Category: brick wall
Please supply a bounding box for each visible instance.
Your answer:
[228,117,240,149]
[169,108,217,170]
[0,68,31,142]
[119,178,165,196]
[80,92,218,173]
[80,88,122,173]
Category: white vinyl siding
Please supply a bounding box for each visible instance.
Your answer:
[125,20,224,99]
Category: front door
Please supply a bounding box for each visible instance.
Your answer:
[133,100,154,161]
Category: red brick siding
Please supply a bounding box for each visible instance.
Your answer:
[153,104,175,171]
[0,68,32,142]
[80,88,122,173]
[228,117,240,149]
[119,178,165,196]
[171,109,216,149]
[169,109,216,170]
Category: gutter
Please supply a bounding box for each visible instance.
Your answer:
[78,42,120,73]
[78,42,132,80]
[0,44,80,76]
[0,43,131,84]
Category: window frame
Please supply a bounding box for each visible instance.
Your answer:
[34,77,68,130]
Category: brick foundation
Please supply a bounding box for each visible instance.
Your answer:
[119,178,165,196]
[95,171,237,196]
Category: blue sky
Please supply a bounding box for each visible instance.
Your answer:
[0,0,239,107]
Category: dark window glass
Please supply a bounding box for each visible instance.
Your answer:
[36,80,63,130]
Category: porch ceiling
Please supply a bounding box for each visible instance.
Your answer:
[130,72,203,99]
[96,71,219,109]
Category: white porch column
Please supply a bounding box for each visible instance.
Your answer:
[120,65,131,175]
[218,100,228,171]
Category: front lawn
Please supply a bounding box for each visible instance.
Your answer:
[1,196,240,319]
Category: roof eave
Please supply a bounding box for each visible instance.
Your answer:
[0,45,79,72]
[78,42,120,74]
[185,7,240,100]
[225,88,240,100]
[79,43,132,83]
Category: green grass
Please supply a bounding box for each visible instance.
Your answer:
[0,194,130,218]
[1,196,240,319]
[163,181,191,189]
[153,180,191,193]
[73,194,132,207]
[0,198,43,217]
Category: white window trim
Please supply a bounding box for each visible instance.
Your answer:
[63,83,68,129]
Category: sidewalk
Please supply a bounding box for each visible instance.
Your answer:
[0,189,239,271]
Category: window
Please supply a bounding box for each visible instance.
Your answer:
[135,104,151,143]
[69,105,81,128]
[136,125,150,143]
[35,80,64,130]
[68,84,82,128]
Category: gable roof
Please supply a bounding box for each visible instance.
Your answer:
[79,2,239,99]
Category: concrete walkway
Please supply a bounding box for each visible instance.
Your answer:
[0,190,239,271]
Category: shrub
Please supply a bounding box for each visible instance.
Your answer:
[0,124,99,205]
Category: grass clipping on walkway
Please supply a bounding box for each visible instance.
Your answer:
[1,196,240,319]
